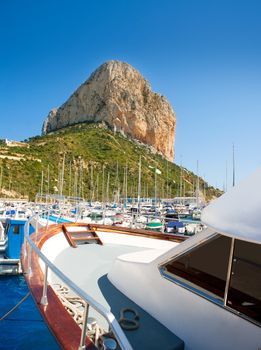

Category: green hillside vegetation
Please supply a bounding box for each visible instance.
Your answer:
[0,123,222,201]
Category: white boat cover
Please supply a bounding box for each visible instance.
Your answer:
[201,168,261,244]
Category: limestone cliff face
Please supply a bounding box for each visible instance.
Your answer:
[42,60,176,160]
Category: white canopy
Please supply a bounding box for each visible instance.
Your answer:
[201,168,261,244]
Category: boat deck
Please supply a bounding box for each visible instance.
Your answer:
[51,243,184,350]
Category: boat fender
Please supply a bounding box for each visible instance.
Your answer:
[119,308,139,330]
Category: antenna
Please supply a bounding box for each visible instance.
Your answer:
[232,144,235,187]
[225,161,228,192]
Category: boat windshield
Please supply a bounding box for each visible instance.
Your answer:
[161,234,261,325]
[227,239,261,323]
[162,235,231,302]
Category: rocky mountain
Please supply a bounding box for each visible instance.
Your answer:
[42,61,176,161]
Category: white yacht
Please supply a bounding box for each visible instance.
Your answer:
[22,169,261,349]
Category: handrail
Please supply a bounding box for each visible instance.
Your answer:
[24,212,133,350]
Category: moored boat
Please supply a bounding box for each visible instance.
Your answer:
[21,169,261,349]
[0,217,34,274]
[145,220,163,231]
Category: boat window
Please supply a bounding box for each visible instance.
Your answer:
[13,225,20,234]
[227,240,261,324]
[161,235,231,301]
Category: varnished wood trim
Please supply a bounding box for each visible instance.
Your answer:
[62,224,77,248]
[87,225,103,245]
[66,230,96,234]
[73,237,100,241]
[63,223,187,243]
[97,227,187,242]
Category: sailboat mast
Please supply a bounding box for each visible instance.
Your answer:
[125,163,128,205]
[225,161,228,192]
[166,161,169,198]
[40,170,44,199]
[60,154,65,196]
[154,167,157,207]
[179,167,183,203]
[123,166,126,207]
[74,166,78,198]
[0,166,3,195]
[106,172,110,203]
[116,161,119,205]
[96,174,99,202]
[47,164,50,195]
[90,164,94,203]
[137,156,141,213]
[196,160,199,208]
[203,174,206,199]
[68,161,72,197]
[102,165,105,204]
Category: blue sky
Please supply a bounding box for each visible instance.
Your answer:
[0,0,260,189]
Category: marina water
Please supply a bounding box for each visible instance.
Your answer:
[0,275,60,349]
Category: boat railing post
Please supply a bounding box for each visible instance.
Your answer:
[23,220,29,257]
[224,238,235,306]
[161,217,165,233]
[35,212,39,241]
[45,209,50,234]
[27,244,32,276]
[41,263,49,306]
[78,302,90,350]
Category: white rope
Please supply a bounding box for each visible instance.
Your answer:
[0,292,31,321]
[53,283,105,345]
